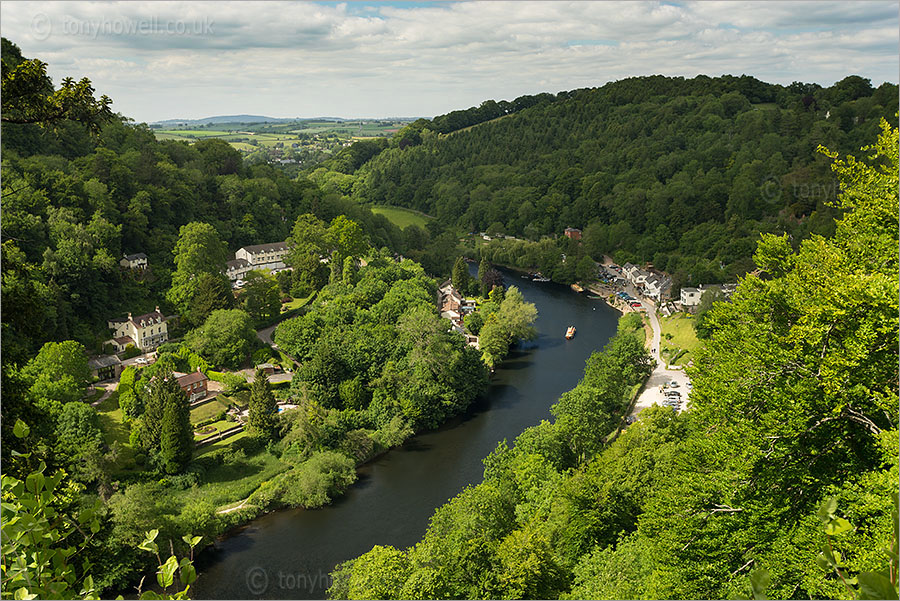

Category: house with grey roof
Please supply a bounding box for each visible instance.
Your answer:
[234,242,291,274]
[105,306,168,352]
[120,252,148,269]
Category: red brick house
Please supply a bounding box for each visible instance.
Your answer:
[564,227,582,240]
[174,368,209,403]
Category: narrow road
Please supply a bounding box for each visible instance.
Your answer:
[256,323,277,347]
[629,288,691,417]
[256,323,301,369]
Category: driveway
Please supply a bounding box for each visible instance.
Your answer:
[236,368,293,384]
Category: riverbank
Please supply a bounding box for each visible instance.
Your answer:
[192,267,622,599]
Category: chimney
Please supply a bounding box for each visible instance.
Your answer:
[197,366,202,373]
[154,305,160,314]
[127,312,132,320]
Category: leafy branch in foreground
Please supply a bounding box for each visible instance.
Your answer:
[0,419,201,600]
[1,39,113,132]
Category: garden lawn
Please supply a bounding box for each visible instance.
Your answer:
[659,312,702,366]
[179,450,289,510]
[82,387,105,403]
[282,292,314,312]
[196,430,251,456]
[194,419,240,442]
[190,398,231,425]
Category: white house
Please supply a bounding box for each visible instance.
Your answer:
[106,307,168,352]
[120,253,148,269]
[235,242,291,273]
[644,274,663,300]
[225,258,252,282]
[680,287,702,307]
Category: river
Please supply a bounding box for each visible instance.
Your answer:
[193,269,620,599]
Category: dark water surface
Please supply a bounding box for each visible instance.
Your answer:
[193,269,619,599]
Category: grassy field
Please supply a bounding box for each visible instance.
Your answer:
[659,312,702,367]
[95,392,139,472]
[371,205,432,229]
[174,449,289,510]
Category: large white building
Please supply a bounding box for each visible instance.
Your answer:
[106,307,168,352]
[225,242,291,280]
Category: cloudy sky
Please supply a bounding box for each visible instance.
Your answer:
[1,1,897,123]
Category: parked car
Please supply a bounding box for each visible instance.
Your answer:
[669,381,679,388]
[135,357,148,365]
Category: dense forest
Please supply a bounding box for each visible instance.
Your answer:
[328,121,899,599]
[310,74,897,287]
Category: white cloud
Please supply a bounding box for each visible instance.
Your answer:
[0,1,896,122]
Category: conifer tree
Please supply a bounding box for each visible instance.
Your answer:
[477,256,491,297]
[451,256,470,295]
[342,255,357,285]
[330,250,342,285]
[159,384,193,474]
[248,368,278,440]
[141,373,167,450]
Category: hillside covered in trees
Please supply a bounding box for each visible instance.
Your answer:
[0,39,465,365]
[329,122,899,600]
[312,74,897,286]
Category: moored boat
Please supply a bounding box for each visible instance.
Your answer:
[565,326,576,339]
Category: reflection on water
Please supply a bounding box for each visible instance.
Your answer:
[193,270,619,599]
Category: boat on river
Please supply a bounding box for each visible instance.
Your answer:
[566,326,576,339]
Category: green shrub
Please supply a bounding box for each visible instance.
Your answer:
[122,344,141,359]
[252,347,275,365]
[220,374,246,395]
[280,450,357,508]
[156,341,182,355]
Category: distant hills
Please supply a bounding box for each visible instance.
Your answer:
[150,115,425,126]
[151,115,312,126]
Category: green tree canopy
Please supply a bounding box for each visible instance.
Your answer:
[186,309,256,369]
[22,340,91,412]
[241,270,281,325]
[1,38,113,132]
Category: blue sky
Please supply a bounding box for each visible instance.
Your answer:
[1,1,897,122]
